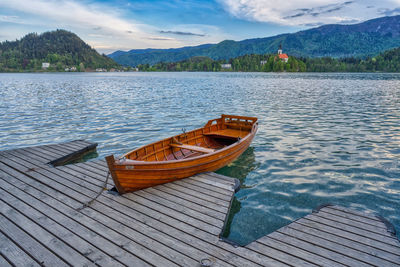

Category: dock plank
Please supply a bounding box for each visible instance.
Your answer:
[298,217,400,256]
[308,213,400,247]
[0,214,70,267]
[317,209,395,237]
[1,141,400,267]
[0,185,125,267]
[322,206,388,229]
[0,165,175,266]
[0,200,94,266]
[278,225,397,267]
[288,221,400,265]
[0,231,40,267]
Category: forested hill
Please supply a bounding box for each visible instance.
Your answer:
[110,15,400,66]
[0,29,118,72]
[303,46,400,72]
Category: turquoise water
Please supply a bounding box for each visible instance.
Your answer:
[1,72,399,245]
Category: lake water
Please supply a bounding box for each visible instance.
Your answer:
[1,72,399,245]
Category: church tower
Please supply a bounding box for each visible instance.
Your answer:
[278,44,282,55]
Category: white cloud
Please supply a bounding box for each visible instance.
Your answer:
[0,15,21,23]
[0,0,231,52]
[0,0,190,52]
[218,0,400,26]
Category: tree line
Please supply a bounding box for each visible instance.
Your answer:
[137,46,400,73]
[138,54,306,72]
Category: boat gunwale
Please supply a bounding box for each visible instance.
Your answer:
[114,133,256,172]
[118,121,258,166]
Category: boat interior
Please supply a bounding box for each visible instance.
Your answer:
[122,115,257,162]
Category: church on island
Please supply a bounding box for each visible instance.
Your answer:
[277,44,289,63]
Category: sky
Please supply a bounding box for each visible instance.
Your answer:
[1,0,400,54]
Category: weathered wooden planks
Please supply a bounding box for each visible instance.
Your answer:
[1,141,400,267]
[250,205,400,266]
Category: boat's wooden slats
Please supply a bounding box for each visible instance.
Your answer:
[2,142,400,267]
[170,143,215,153]
[203,128,248,139]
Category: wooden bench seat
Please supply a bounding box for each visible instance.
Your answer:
[170,143,215,153]
[203,129,248,139]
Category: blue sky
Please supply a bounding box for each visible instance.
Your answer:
[1,0,399,53]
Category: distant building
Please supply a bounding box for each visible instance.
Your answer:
[277,44,289,63]
[65,66,77,72]
[221,63,232,69]
[278,53,289,63]
[96,68,107,72]
[42,62,50,69]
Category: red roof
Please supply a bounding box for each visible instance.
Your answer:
[278,54,289,59]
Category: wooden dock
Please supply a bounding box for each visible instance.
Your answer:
[0,140,399,266]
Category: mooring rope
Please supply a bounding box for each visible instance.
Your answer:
[76,171,110,211]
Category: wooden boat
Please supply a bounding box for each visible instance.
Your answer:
[105,114,258,194]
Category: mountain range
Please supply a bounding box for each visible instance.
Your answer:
[109,15,400,66]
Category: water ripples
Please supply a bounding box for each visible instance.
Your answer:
[0,72,399,245]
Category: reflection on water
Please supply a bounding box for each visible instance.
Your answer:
[1,72,399,245]
[217,147,258,187]
[67,151,99,165]
[218,148,256,241]
[221,196,241,239]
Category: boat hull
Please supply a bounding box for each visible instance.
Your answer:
[106,115,257,194]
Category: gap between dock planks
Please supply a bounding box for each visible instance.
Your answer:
[0,141,399,267]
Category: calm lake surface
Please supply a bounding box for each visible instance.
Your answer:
[1,72,399,245]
